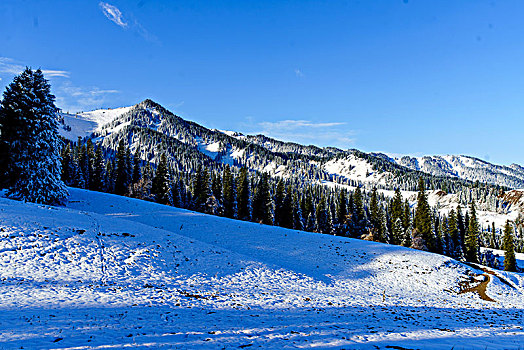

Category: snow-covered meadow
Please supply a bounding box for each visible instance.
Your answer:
[0,188,523,349]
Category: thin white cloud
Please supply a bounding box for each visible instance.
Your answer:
[0,57,70,79]
[259,120,345,129]
[0,57,24,75]
[99,2,128,28]
[243,119,355,149]
[295,68,304,78]
[42,70,70,78]
[55,81,120,113]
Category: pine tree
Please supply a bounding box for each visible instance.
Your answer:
[413,177,432,251]
[464,200,480,263]
[315,196,329,233]
[114,139,129,195]
[0,68,67,204]
[252,172,272,225]
[402,200,412,247]
[274,180,285,226]
[390,188,403,245]
[151,153,170,205]
[502,221,517,272]
[222,165,236,218]
[336,190,348,235]
[91,145,105,191]
[352,186,365,237]
[132,147,141,185]
[236,166,250,220]
[280,184,293,229]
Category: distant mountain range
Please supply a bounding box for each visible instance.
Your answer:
[59,99,524,190]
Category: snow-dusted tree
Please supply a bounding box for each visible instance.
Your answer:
[0,68,68,204]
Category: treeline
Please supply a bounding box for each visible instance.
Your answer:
[62,138,522,272]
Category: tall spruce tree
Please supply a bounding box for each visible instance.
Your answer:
[222,165,236,218]
[464,200,480,263]
[114,139,129,195]
[252,172,272,225]
[413,177,432,251]
[236,166,250,220]
[91,145,105,191]
[0,68,67,204]
[502,221,517,272]
[151,153,170,205]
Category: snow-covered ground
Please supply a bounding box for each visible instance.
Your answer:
[0,189,523,349]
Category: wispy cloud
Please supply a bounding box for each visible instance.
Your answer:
[0,57,70,79]
[243,119,355,149]
[98,2,159,43]
[55,81,120,112]
[0,57,24,75]
[0,57,119,113]
[42,70,70,78]
[99,2,128,28]
[294,68,304,78]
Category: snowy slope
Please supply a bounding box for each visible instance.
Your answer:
[0,189,523,349]
[59,106,133,140]
[391,154,524,188]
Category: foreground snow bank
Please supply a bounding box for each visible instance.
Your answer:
[0,188,522,349]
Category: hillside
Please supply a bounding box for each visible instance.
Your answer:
[0,188,523,349]
[59,99,503,191]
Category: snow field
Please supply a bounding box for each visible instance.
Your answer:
[0,188,523,348]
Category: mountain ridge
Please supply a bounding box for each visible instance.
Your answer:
[59,99,524,190]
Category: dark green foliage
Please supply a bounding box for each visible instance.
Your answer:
[503,221,517,272]
[0,67,67,204]
[114,139,129,195]
[414,177,433,251]
[222,165,236,218]
[151,154,170,204]
[464,200,480,263]
[236,167,250,220]
[252,173,272,225]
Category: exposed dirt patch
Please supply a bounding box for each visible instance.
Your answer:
[458,272,496,302]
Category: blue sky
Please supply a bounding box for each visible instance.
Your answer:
[1,1,524,165]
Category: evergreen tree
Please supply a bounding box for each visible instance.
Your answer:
[274,180,285,226]
[252,172,272,225]
[390,188,403,245]
[369,187,380,233]
[91,145,105,191]
[315,196,329,233]
[0,68,67,204]
[236,166,250,220]
[151,153,170,204]
[280,184,293,229]
[336,190,348,235]
[413,177,433,251]
[114,139,129,195]
[132,147,142,185]
[464,200,480,263]
[402,200,412,247]
[222,165,236,218]
[352,186,365,237]
[502,221,517,272]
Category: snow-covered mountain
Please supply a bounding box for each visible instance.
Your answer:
[60,100,524,190]
[388,154,524,189]
[61,99,503,192]
[1,188,523,348]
